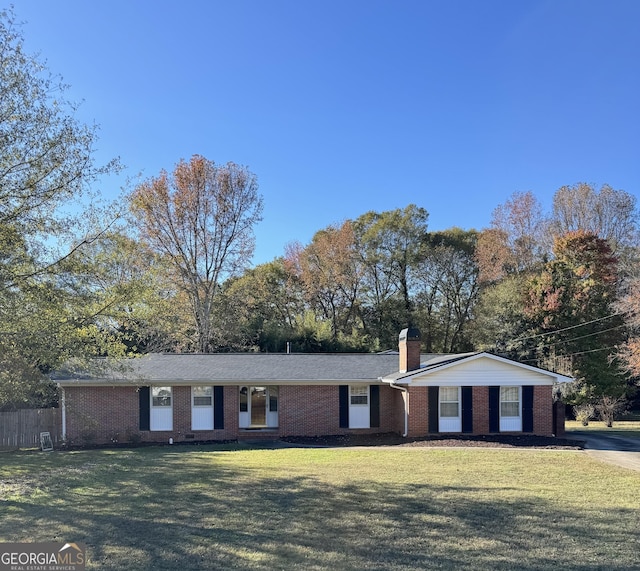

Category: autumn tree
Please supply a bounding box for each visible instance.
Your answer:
[66,231,194,355]
[476,191,547,283]
[210,259,305,352]
[522,231,628,405]
[0,10,119,264]
[0,10,122,407]
[285,221,363,345]
[129,155,263,353]
[615,277,640,379]
[551,183,639,254]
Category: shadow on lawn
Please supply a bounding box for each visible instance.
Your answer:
[0,446,637,570]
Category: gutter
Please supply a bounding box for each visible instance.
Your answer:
[60,386,66,442]
[380,378,408,437]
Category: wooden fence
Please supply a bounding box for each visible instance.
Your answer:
[0,408,62,450]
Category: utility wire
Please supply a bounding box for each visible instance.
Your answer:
[521,345,619,364]
[509,312,623,345]
[541,325,625,348]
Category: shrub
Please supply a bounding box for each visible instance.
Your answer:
[597,395,627,428]
[573,404,595,426]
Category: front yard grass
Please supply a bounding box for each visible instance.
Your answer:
[1,444,638,570]
[566,418,640,439]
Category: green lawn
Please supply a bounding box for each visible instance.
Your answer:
[566,419,640,439]
[1,444,638,570]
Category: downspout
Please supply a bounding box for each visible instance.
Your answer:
[60,386,67,442]
[381,379,408,437]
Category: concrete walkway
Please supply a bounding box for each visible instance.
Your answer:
[567,431,640,472]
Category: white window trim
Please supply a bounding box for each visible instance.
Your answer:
[350,385,369,406]
[439,386,460,418]
[239,385,279,429]
[192,386,213,407]
[191,386,214,431]
[150,386,173,431]
[348,384,370,428]
[438,386,462,433]
[500,386,521,418]
[499,386,522,432]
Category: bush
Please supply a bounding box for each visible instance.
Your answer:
[597,395,627,428]
[573,404,595,426]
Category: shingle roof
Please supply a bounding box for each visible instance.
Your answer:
[382,352,478,382]
[55,351,571,386]
[54,352,409,385]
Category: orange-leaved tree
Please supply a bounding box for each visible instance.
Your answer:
[129,155,263,353]
[524,231,628,408]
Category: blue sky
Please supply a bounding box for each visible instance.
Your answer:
[12,0,640,265]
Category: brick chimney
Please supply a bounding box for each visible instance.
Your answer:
[399,328,421,373]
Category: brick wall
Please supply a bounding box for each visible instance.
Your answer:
[472,386,490,434]
[404,384,555,437]
[64,386,139,446]
[63,385,238,446]
[391,386,408,435]
[279,384,400,437]
[533,385,553,436]
[63,382,558,445]
[406,386,428,437]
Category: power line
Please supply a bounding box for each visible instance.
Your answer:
[521,345,619,364]
[509,312,622,346]
[542,325,625,348]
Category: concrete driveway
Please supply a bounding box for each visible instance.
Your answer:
[568,431,640,472]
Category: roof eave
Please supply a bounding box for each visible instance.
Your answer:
[382,352,574,384]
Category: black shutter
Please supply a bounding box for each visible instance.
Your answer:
[428,386,439,434]
[213,386,224,429]
[339,385,349,428]
[522,386,534,433]
[139,386,150,431]
[370,385,380,428]
[489,386,500,433]
[461,386,473,433]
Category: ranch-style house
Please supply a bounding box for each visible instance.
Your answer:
[54,329,571,445]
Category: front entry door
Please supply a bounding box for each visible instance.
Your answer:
[251,386,267,425]
[239,386,278,428]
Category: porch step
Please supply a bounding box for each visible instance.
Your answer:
[237,429,280,442]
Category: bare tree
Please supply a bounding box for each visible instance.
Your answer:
[481,191,547,278]
[129,155,263,352]
[551,183,639,252]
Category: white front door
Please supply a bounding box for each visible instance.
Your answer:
[439,386,461,432]
[192,386,214,430]
[500,386,522,431]
[349,385,370,429]
[239,386,279,428]
[150,386,173,431]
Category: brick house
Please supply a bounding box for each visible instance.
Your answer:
[54,329,571,446]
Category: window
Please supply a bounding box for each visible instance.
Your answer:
[239,386,248,412]
[150,386,173,431]
[269,386,278,412]
[193,386,213,407]
[350,385,368,406]
[439,387,459,417]
[192,386,214,431]
[500,386,520,417]
[152,386,172,407]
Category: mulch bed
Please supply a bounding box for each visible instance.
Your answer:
[281,432,584,449]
